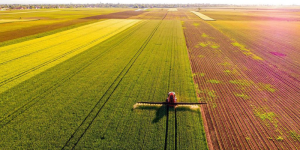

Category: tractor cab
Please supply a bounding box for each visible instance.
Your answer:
[167,92,177,105]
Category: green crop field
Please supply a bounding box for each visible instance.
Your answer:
[0,9,207,149]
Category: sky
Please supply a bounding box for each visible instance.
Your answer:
[0,0,299,5]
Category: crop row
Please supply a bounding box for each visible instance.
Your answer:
[0,19,140,94]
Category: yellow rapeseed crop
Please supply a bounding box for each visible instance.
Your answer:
[0,19,140,93]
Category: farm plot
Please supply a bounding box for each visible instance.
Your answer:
[0,19,140,94]
[191,11,215,21]
[0,20,207,149]
[183,18,300,149]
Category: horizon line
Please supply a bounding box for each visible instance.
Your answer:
[0,3,299,6]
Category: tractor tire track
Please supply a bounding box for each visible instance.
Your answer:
[164,106,170,150]
[175,109,178,150]
[0,21,145,129]
[62,20,163,150]
[164,17,174,150]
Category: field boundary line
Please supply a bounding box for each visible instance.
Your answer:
[164,106,170,150]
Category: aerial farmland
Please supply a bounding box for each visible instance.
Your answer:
[0,2,300,150]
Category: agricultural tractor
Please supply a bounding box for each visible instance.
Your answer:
[137,92,206,107]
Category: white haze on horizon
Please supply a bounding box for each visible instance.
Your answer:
[0,0,299,5]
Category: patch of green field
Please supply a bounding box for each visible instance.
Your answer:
[276,136,284,141]
[199,42,208,47]
[234,93,250,100]
[197,41,219,49]
[252,106,278,128]
[0,20,207,149]
[193,22,200,26]
[210,44,220,49]
[231,41,263,60]
[258,83,276,93]
[256,111,276,122]
[290,131,300,142]
[201,33,208,37]
[207,90,217,98]
[207,79,221,84]
[229,80,253,86]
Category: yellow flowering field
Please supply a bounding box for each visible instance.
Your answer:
[0,19,141,93]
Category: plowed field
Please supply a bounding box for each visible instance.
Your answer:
[183,8,300,149]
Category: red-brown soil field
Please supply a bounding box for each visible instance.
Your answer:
[182,8,300,149]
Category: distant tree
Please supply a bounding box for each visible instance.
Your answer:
[198,7,201,11]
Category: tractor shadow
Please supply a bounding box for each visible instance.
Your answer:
[133,104,200,123]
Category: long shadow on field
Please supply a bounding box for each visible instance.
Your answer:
[133,104,199,123]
